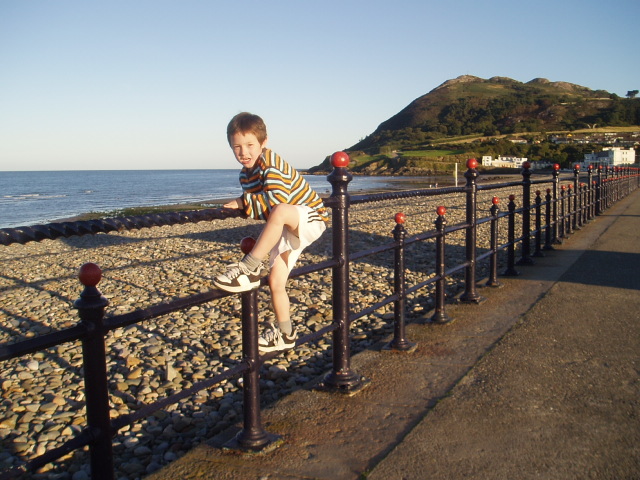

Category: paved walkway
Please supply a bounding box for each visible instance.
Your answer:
[148,189,640,480]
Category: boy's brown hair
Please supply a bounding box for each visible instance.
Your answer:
[227,112,268,145]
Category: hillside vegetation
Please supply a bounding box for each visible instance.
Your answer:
[308,76,639,175]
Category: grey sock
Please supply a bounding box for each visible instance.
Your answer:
[279,320,293,336]
[241,253,262,271]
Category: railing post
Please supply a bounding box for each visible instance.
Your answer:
[485,197,502,287]
[617,167,622,201]
[625,166,630,197]
[533,190,543,257]
[604,168,609,208]
[552,163,561,244]
[609,167,614,207]
[587,165,594,220]
[517,161,534,265]
[559,186,568,239]
[567,184,574,236]
[231,238,278,450]
[235,288,276,449]
[604,167,610,210]
[459,158,483,303]
[577,182,583,226]
[74,263,114,480]
[580,183,587,225]
[502,195,519,277]
[319,151,366,393]
[431,206,452,323]
[572,164,580,230]
[544,188,554,251]
[596,165,603,215]
[385,212,416,351]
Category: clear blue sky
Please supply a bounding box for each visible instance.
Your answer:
[1,0,638,171]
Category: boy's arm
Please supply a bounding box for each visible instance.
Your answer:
[223,197,243,209]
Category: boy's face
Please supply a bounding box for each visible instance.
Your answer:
[229,132,267,170]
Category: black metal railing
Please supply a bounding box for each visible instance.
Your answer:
[1,156,638,479]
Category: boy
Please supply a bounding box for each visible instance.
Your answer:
[214,112,328,353]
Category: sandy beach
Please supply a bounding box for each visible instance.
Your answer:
[0,186,521,478]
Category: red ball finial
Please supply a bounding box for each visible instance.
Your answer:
[536,190,541,195]
[574,164,580,170]
[492,196,499,205]
[561,185,566,190]
[509,194,516,201]
[331,151,350,168]
[568,184,572,190]
[466,158,478,169]
[395,212,406,224]
[553,163,560,171]
[78,263,102,287]
[436,206,446,216]
[240,236,256,254]
[523,161,531,169]
[546,188,551,193]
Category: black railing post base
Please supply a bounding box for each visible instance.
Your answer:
[430,310,453,324]
[458,290,485,304]
[457,287,488,305]
[383,338,418,352]
[315,373,371,396]
[483,278,503,288]
[516,256,535,266]
[502,267,520,277]
[223,431,284,454]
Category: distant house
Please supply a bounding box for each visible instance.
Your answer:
[581,147,636,168]
[551,132,640,147]
[482,155,528,168]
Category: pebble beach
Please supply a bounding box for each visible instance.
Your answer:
[0,186,520,479]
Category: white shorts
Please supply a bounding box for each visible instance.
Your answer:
[269,205,327,272]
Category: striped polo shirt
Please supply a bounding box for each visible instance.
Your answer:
[239,149,328,223]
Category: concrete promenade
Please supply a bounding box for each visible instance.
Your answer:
[148,188,640,480]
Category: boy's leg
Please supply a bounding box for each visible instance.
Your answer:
[258,251,298,353]
[214,204,300,293]
[269,251,292,334]
[249,204,300,260]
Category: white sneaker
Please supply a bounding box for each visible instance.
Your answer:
[213,262,263,293]
[258,323,298,353]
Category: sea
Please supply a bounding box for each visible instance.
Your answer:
[0,170,447,229]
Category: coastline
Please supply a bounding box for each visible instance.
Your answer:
[48,173,521,225]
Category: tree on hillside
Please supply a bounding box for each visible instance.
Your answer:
[627,90,639,99]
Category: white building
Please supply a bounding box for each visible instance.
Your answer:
[582,147,636,168]
[481,155,528,168]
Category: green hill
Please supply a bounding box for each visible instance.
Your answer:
[308,75,639,175]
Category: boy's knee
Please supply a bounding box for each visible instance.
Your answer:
[268,274,287,292]
[269,203,294,220]
[269,261,289,291]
